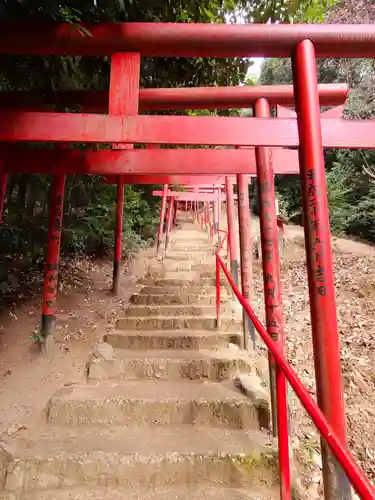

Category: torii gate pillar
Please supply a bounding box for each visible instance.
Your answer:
[225,177,239,285]
[110,52,140,296]
[254,97,290,499]
[157,184,168,254]
[237,173,255,350]
[292,39,350,500]
[40,174,66,348]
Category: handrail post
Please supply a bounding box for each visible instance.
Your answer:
[292,39,351,500]
[254,97,291,500]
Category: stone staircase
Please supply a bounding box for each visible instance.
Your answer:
[0,216,279,499]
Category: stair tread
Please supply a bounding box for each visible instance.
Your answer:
[3,425,274,457]
[119,315,234,320]
[0,485,278,499]
[50,379,251,403]
[125,305,217,315]
[126,305,217,309]
[132,293,217,296]
[139,286,227,292]
[97,346,249,361]
[106,330,240,337]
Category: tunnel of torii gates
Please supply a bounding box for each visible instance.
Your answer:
[2,21,375,500]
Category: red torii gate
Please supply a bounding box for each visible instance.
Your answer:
[0,22,374,500]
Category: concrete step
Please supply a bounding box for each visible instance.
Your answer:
[47,380,260,429]
[88,347,252,382]
[171,237,209,244]
[130,293,216,306]
[160,262,214,272]
[171,245,212,252]
[165,253,215,262]
[140,285,229,296]
[170,247,213,253]
[1,425,278,492]
[141,277,220,287]
[104,330,241,350]
[167,249,215,258]
[125,305,217,317]
[116,316,239,332]
[0,485,279,499]
[171,238,210,244]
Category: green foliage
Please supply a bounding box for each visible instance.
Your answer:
[325,150,375,240]
[0,0,337,297]
[0,175,160,296]
[259,59,293,86]
[259,9,375,243]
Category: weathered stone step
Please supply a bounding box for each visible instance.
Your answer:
[171,230,207,234]
[130,293,216,306]
[171,237,209,244]
[47,380,259,429]
[165,253,215,261]
[160,262,214,272]
[1,426,278,492]
[171,245,212,252]
[140,285,229,296]
[0,485,278,500]
[141,277,222,287]
[167,249,215,257]
[171,238,210,244]
[116,315,238,331]
[104,330,241,350]
[125,305,217,317]
[88,347,252,382]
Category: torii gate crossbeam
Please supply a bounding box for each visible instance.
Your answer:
[0,22,375,57]
[0,83,347,110]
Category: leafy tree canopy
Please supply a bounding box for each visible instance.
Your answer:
[0,0,337,93]
[0,0,336,296]
[259,0,375,241]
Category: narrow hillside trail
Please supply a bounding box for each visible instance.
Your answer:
[251,219,375,495]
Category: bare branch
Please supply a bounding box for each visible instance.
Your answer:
[362,164,375,179]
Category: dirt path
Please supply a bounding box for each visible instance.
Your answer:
[0,249,156,436]
[251,219,375,495]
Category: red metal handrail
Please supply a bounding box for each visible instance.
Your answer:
[215,245,375,499]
